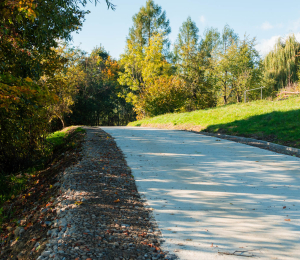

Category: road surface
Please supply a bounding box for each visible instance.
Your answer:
[102,126,300,260]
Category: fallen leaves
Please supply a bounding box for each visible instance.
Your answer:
[138,232,147,237]
[114,199,120,203]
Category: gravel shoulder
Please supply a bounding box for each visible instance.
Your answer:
[1,127,169,260]
[35,127,167,260]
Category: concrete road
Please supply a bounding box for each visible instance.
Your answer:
[102,126,300,260]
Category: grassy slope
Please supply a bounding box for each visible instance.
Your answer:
[0,127,85,217]
[129,96,300,147]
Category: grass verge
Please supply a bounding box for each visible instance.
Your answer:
[129,96,300,148]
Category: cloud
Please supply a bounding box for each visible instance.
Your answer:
[256,35,280,56]
[289,18,300,32]
[200,15,206,24]
[256,33,300,56]
[261,22,273,30]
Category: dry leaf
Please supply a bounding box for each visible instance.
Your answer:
[114,199,120,203]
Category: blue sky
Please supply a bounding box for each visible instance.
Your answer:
[71,0,300,59]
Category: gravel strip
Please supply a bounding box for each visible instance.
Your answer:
[37,127,167,260]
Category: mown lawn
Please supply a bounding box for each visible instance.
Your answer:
[129,96,300,147]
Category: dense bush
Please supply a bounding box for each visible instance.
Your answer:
[139,76,187,117]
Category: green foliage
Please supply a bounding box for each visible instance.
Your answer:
[0,0,115,80]
[119,34,172,118]
[67,47,136,126]
[174,16,199,73]
[211,27,262,104]
[47,131,69,147]
[119,0,172,110]
[41,44,86,128]
[174,20,218,111]
[0,126,85,226]
[139,76,187,117]
[0,75,54,174]
[263,35,300,92]
[0,0,114,174]
[128,0,171,50]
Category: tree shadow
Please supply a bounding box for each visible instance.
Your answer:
[105,126,300,260]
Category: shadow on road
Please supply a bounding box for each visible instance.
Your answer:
[104,127,300,259]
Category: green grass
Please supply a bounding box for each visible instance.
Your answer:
[47,126,84,146]
[129,96,300,147]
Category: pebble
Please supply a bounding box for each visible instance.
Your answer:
[37,128,171,259]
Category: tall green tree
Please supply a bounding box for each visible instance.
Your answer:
[128,0,171,49]
[174,16,199,75]
[227,37,262,102]
[215,25,238,104]
[119,34,172,117]
[212,35,262,104]
[174,19,218,111]
[200,27,220,58]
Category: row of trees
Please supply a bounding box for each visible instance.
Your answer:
[1,0,300,173]
[63,47,135,127]
[119,0,300,118]
[0,0,117,173]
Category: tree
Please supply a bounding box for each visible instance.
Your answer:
[139,76,187,117]
[174,17,199,75]
[39,44,86,129]
[227,37,262,102]
[118,0,171,107]
[263,35,300,91]
[119,34,173,117]
[67,47,136,126]
[0,0,115,173]
[128,0,171,50]
[212,25,238,105]
[0,0,115,79]
[173,19,217,111]
[212,34,262,104]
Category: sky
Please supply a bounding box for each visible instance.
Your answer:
[71,0,300,59]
